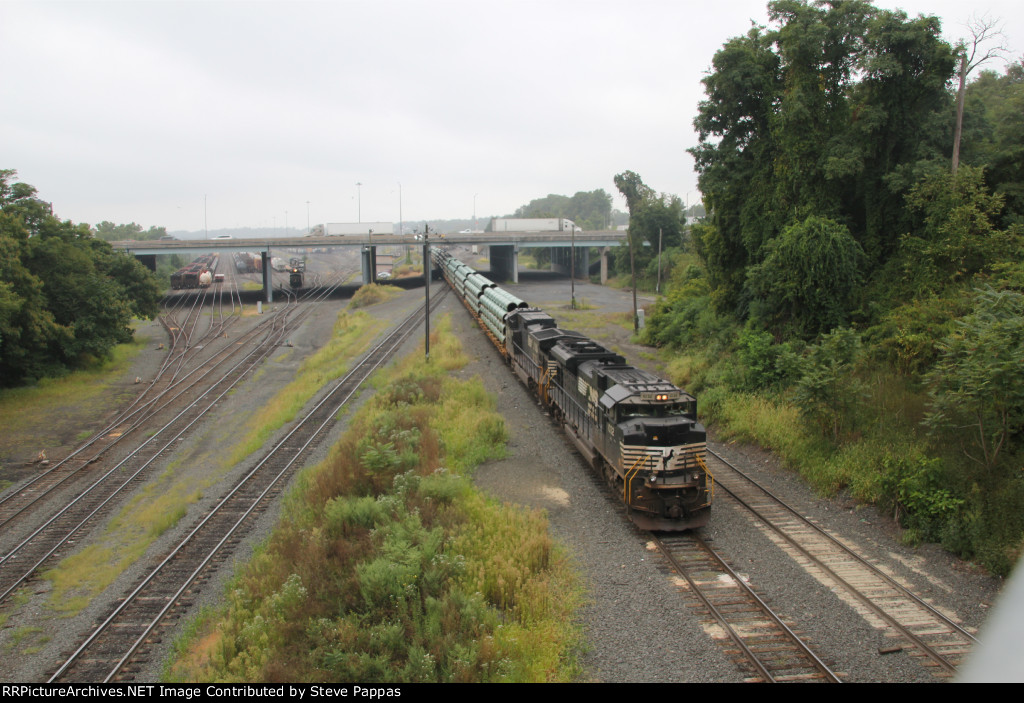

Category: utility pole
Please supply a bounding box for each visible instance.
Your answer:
[629,226,638,333]
[656,228,663,295]
[423,224,430,361]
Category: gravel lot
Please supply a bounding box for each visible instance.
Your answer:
[0,259,1006,683]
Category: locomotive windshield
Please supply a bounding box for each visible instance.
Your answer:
[617,401,696,421]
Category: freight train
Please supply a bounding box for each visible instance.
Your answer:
[433,249,711,530]
[233,252,263,274]
[170,253,219,290]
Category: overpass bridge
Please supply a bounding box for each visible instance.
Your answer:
[114,230,627,301]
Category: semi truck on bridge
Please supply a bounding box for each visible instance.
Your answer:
[489,218,578,232]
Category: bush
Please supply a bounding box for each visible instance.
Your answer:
[746,216,865,337]
[924,286,1024,472]
[864,294,967,375]
[735,326,801,391]
[792,328,867,443]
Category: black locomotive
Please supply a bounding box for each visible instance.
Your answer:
[434,249,711,530]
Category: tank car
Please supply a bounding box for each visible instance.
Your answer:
[433,249,711,530]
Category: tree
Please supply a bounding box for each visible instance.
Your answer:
[747,215,865,337]
[690,1,957,319]
[511,189,613,231]
[958,61,1024,224]
[1,169,163,384]
[612,171,687,278]
[952,15,1008,174]
[93,222,169,241]
[0,219,70,385]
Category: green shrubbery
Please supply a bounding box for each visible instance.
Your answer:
[650,263,1024,574]
[642,178,1024,575]
[165,317,581,682]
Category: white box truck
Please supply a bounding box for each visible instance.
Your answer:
[489,218,578,232]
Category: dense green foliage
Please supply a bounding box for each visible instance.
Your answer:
[644,1,1024,575]
[691,0,959,324]
[508,189,613,231]
[92,221,169,241]
[958,62,1024,224]
[0,170,163,387]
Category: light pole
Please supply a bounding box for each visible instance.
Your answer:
[306,201,310,234]
[356,182,362,223]
[473,193,478,231]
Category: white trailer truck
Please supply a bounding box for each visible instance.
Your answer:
[489,218,578,232]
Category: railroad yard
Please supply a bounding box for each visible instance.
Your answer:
[0,246,1005,683]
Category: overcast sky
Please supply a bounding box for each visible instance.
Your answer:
[3,0,1022,234]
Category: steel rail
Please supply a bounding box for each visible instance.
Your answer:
[652,533,841,683]
[708,449,972,675]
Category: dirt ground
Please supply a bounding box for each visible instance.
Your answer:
[0,317,169,485]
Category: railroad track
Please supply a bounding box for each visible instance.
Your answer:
[705,449,978,678]
[0,311,253,533]
[48,287,447,682]
[651,532,841,682]
[0,269,350,533]
[0,281,355,603]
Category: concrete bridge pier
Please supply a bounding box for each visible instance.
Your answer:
[261,252,272,303]
[489,244,519,283]
[550,247,590,280]
[361,246,377,284]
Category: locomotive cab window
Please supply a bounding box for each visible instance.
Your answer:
[617,403,693,421]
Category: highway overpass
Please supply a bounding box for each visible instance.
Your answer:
[113,230,628,301]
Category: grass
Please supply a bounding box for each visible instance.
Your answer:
[163,315,583,683]
[0,332,150,443]
[226,310,385,467]
[538,301,631,333]
[348,283,403,309]
[3,627,49,655]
